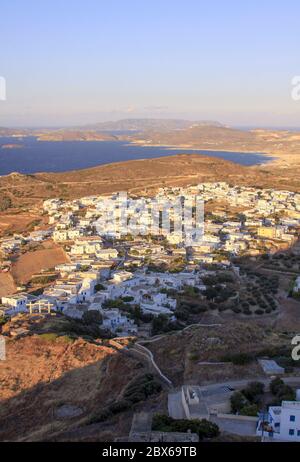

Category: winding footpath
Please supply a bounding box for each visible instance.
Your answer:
[134,343,173,387]
[132,322,223,388]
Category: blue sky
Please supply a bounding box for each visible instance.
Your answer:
[0,0,300,126]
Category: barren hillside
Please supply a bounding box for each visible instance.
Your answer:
[11,242,69,285]
[1,154,299,215]
[0,329,153,442]
[0,273,16,297]
[143,321,289,386]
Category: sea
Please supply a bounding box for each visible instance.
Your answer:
[0,136,274,175]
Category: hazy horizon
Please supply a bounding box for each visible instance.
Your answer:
[1,118,300,131]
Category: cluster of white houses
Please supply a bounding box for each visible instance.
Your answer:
[0,230,51,258]
[0,257,209,335]
[1,182,300,334]
[47,182,300,257]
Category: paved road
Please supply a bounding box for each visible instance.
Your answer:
[168,376,300,421]
[210,415,258,436]
[198,376,300,393]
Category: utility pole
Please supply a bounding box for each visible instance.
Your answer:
[261,409,266,442]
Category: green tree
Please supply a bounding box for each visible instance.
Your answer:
[152,415,219,440]
[230,391,248,413]
[277,384,296,402]
[151,314,170,335]
[82,310,103,325]
[270,377,285,396]
[0,316,9,326]
[240,404,259,417]
[242,381,265,403]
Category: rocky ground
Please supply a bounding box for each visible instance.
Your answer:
[0,325,146,441]
[0,310,298,441]
[0,314,168,442]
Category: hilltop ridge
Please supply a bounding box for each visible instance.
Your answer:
[0,153,299,213]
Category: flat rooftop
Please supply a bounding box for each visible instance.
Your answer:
[282,401,300,409]
[259,359,285,374]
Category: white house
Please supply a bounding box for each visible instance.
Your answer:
[43,198,62,212]
[77,278,96,302]
[1,294,28,312]
[257,397,300,441]
[96,248,119,260]
[167,233,184,245]
[294,276,300,294]
[140,300,175,317]
[102,308,138,335]
[55,263,81,274]
[111,270,133,284]
[53,230,69,241]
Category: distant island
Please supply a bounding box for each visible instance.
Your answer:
[37,131,117,142]
[1,118,300,169]
[1,143,24,149]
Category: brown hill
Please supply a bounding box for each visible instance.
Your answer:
[129,125,257,149]
[37,130,116,142]
[127,125,300,159]
[11,242,69,285]
[0,273,16,297]
[143,320,288,387]
[0,317,289,441]
[0,154,297,213]
[0,329,150,441]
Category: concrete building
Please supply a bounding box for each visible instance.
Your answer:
[294,276,300,294]
[181,385,209,420]
[259,359,285,376]
[257,398,300,441]
[116,412,199,443]
[1,294,28,312]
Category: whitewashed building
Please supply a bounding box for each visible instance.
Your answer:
[257,398,300,441]
[1,294,28,312]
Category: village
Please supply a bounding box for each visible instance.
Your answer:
[1,182,300,337]
[1,181,300,442]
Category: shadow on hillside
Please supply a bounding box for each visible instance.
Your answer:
[0,340,151,442]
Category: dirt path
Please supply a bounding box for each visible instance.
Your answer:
[133,343,173,387]
[132,323,224,388]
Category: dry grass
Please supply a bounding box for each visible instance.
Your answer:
[0,272,16,296]
[145,320,286,386]
[1,154,300,216]
[11,242,69,284]
[0,331,142,441]
[0,210,46,237]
